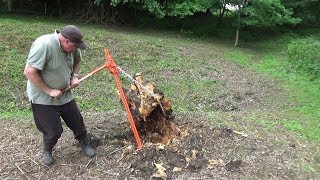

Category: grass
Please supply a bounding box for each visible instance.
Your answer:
[225,37,320,144]
[226,40,320,172]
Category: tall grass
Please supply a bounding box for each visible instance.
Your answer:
[287,36,320,80]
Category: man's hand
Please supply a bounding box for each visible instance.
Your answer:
[49,89,62,98]
[24,65,62,97]
[70,75,80,89]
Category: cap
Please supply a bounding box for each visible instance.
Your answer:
[61,25,88,50]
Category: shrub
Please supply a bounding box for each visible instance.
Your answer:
[287,36,320,80]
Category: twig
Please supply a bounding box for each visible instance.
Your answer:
[108,146,127,156]
[92,127,109,133]
[27,155,38,165]
[0,164,8,173]
[203,138,212,147]
[60,163,81,167]
[85,158,93,168]
[116,155,124,163]
[104,171,120,176]
[12,159,29,162]
[15,164,30,180]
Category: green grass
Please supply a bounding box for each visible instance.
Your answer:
[225,37,320,144]
[0,15,219,117]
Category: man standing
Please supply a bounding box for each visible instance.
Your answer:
[24,25,96,166]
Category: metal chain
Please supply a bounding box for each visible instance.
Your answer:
[117,67,166,116]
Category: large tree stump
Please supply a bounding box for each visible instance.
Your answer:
[123,73,180,144]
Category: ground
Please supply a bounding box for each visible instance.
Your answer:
[1,58,319,179]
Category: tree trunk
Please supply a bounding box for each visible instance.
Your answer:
[234,28,239,46]
[234,9,241,46]
[57,0,62,16]
[123,73,180,144]
[44,2,47,15]
[7,0,12,12]
[218,2,226,25]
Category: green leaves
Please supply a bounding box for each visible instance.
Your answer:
[167,0,214,17]
[240,0,301,27]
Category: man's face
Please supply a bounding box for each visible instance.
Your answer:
[63,39,78,53]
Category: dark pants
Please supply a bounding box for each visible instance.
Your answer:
[31,100,87,150]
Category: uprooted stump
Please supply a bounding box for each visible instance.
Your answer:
[122,73,181,144]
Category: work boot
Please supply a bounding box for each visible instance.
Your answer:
[79,137,96,158]
[42,150,54,166]
[42,141,55,166]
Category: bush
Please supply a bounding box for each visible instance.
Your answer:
[287,36,320,80]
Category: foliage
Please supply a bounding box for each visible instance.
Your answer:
[166,0,216,17]
[287,36,320,79]
[105,0,219,18]
[282,0,320,27]
[2,0,316,40]
[240,0,301,27]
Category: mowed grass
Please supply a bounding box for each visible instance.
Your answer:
[0,15,227,116]
[226,39,320,144]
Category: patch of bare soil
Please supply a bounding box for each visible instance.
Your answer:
[0,111,319,179]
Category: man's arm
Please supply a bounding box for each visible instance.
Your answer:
[70,58,81,88]
[24,65,61,98]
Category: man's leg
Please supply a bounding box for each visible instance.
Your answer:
[31,103,63,166]
[60,100,96,158]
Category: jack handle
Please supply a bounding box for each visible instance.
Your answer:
[61,61,108,93]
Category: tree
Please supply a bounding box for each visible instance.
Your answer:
[230,0,300,45]
[101,0,300,45]
[2,0,14,11]
[104,0,219,18]
[282,0,320,27]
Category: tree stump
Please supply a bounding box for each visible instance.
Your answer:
[123,73,180,144]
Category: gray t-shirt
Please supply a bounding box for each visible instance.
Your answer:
[26,30,82,105]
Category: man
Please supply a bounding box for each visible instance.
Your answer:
[24,25,96,166]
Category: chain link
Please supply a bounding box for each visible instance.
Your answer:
[117,67,166,116]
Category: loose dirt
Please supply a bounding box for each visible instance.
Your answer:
[0,110,319,179]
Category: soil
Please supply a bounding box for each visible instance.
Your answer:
[1,57,319,179]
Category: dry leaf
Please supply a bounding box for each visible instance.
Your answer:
[233,130,248,138]
[185,157,191,163]
[191,149,198,159]
[156,143,165,151]
[208,159,224,169]
[122,145,133,156]
[173,167,183,173]
[152,163,167,180]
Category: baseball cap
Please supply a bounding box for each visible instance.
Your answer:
[61,25,88,50]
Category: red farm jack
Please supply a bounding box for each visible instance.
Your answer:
[64,49,143,150]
